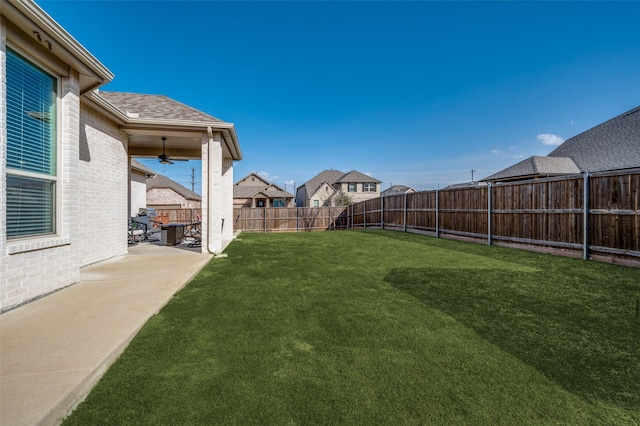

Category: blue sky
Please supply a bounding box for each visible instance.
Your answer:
[41,0,640,193]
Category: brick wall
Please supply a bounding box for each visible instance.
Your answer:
[0,50,83,311]
[77,104,128,266]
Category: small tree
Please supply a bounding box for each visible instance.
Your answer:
[333,190,352,206]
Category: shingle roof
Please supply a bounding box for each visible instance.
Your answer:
[548,106,640,172]
[300,170,345,198]
[381,185,415,196]
[130,159,156,177]
[233,174,294,199]
[99,91,223,122]
[483,156,580,182]
[335,170,382,184]
[146,173,201,200]
[300,169,382,198]
[481,105,640,182]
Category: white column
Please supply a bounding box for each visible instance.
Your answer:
[204,130,223,253]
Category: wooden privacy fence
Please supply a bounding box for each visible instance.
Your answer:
[234,207,349,232]
[351,170,640,262]
[153,208,201,225]
[232,170,639,263]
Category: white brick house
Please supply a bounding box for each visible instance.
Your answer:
[0,0,242,312]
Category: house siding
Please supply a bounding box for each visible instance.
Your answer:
[130,169,147,216]
[78,104,128,266]
[146,188,201,209]
[1,35,82,311]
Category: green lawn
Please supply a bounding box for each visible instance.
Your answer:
[64,230,640,425]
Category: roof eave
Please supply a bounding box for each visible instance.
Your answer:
[3,0,114,94]
[118,118,241,161]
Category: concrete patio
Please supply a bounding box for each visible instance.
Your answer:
[0,242,214,425]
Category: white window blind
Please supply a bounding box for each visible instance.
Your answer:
[6,48,57,238]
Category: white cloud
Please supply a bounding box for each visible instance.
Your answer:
[491,149,501,155]
[513,154,525,159]
[537,133,564,146]
[508,146,516,150]
[257,171,279,181]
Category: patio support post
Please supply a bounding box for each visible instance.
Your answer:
[204,129,223,253]
[583,173,590,260]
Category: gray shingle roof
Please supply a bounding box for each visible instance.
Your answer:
[381,185,415,196]
[146,173,201,200]
[548,106,640,172]
[232,173,294,199]
[335,170,382,184]
[482,105,640,182]
[130,159,157,177]
[300,170,345,197]
[483,156,581,182]
[99,91,223,122]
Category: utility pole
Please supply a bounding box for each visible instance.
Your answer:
[471,169,476,182]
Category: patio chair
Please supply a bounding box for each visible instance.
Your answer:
[131,215,162,242]
[183,220,202,247]
[128,218,144,244]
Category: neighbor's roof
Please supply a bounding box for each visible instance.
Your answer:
[233,185,293,199]
[335,170,382,184]
[299,170,345,197]
[130,159,156,177]
[483,156,581,182]
[548,106,640,172]
[99,92,223,122]
[381,185,415,196]
[300,169,382,197]
[233,173,294,199]
[146,173,201,201]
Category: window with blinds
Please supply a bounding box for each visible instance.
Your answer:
[6,48,58,238]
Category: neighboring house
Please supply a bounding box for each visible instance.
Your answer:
[381,185,417,196]
[130,159,156,216]
[233,173,294,208]
[1,0,242,312]
[296,170,382,207]
[483,106,640,183]
[146,173,202,210]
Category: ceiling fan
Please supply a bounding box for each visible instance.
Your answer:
[158,137,188,164]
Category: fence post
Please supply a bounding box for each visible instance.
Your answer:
[436,189,440,238]
[487,183,493,246]
[329,207,333,230]
[363,201,367,229]
[403,192,407,233]
[583,173,590,260]
[296,207,299,232]
[264,208,267,233]
[381,196,384,229]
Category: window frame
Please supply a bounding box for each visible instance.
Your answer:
[5,45,61,241]
[363,183,376,192]
[348,182,357,192]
